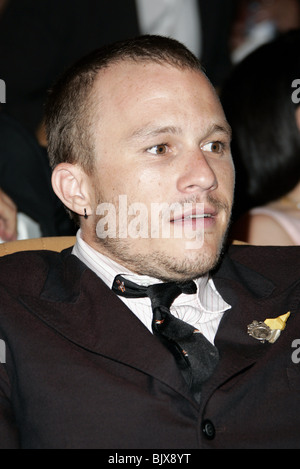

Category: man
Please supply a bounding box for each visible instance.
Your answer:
[0,35,299,449]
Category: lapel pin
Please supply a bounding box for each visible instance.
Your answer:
[247,312,290,344]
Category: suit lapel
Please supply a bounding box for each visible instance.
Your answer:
[200,250,279,401]
[19,251,194,404]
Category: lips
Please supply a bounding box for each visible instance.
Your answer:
[170,205,217,223]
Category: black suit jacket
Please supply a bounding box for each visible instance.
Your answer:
[0,244,299,448]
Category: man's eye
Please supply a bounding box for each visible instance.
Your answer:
[202,141,224,153]
[147,144,168,155]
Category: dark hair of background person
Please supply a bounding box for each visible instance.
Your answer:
[220,29,300,222]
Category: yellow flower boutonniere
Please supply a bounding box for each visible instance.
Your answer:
[247,312,290,343]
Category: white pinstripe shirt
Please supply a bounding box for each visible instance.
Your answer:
[72,230,231,344]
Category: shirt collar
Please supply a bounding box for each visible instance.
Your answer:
[72,230,230,314]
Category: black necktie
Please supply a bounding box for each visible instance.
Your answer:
[112,274,219,402]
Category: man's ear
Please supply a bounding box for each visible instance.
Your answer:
[51,163,92,217]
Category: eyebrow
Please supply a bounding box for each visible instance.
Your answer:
[206,122,232,140]
[127,121,232,142]
[128,125,182,141]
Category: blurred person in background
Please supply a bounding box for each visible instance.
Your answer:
[0,0,235,140]
[230,0,300,63]
[221,29,300,245]
[0,113,75,239]
[0,187,16,241]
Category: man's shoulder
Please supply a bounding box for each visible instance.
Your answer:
[227,243,300,262]
[225,243,299,282]
[0,249,71,296]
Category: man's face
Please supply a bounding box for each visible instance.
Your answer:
[84,61,235,281]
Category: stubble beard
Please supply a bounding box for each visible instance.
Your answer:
[91,193,231,282]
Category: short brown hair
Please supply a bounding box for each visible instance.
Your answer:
[45,35,204,175]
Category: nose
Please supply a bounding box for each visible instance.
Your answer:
[176,148,218,195]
